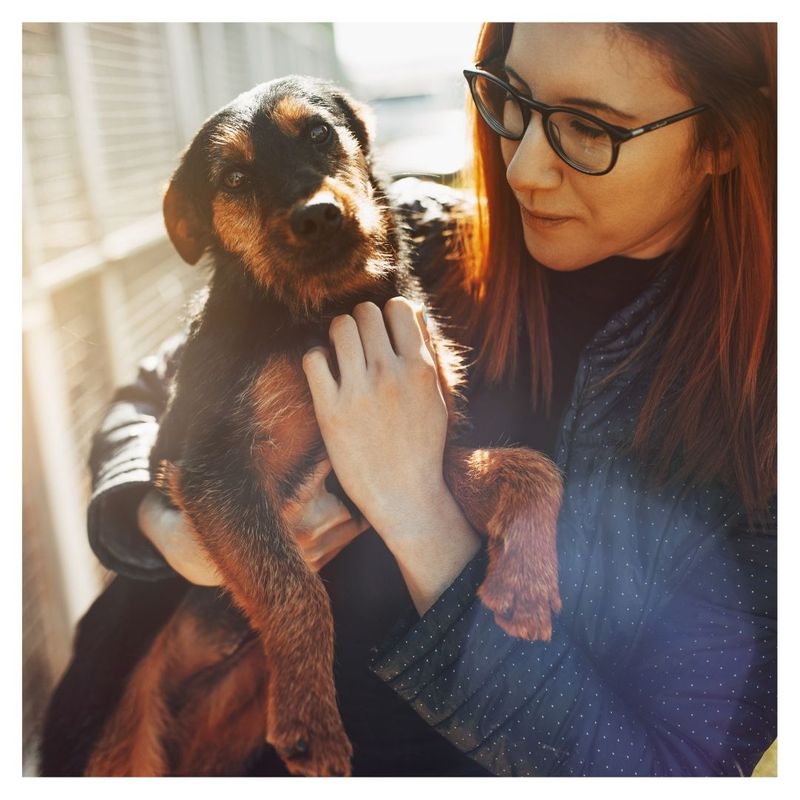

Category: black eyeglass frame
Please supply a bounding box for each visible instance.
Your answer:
[464,66,709,176]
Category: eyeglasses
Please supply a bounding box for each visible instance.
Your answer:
[464,66,709,176]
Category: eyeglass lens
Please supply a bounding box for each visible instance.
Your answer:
[472,74,615,173]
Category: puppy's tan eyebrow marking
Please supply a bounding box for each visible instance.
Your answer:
[210,123,254,163]
[273,96,315,136]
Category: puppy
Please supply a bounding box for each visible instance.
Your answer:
[85,76,562,777]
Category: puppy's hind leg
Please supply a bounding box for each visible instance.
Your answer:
[85,587,258,776]
[84,608,181,776]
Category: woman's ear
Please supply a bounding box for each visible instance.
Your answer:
[700,138,737,178]
[163,163,210,265]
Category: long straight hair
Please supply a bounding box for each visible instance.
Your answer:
[453,22,776,516]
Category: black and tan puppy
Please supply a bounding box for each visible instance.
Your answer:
[85,76,562,777]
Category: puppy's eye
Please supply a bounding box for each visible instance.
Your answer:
[221,168,250,191]
[308,123,332,145]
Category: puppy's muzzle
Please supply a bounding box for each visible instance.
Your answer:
[290,193,343,242]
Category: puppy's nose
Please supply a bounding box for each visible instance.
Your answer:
[289,199,342,241]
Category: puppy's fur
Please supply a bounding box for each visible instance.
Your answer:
[85,76,563,777]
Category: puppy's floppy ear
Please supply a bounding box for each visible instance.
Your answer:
[163,162,210,266]
[331,90,375,155]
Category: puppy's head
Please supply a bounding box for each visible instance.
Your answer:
[163,76,394,315]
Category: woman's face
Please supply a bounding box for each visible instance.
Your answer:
[501,23,712,271]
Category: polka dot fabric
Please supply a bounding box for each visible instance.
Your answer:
[370,266,777,776]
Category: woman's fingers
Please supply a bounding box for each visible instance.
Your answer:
[301,518,370,571]
[283,458,368,571]
[414,305,438,365]
[383,297,430,362]
[327,313,367,383]
[285,476,354,537]
[351,301,396,369]
[305,299,433,402]
[302,345,339,409]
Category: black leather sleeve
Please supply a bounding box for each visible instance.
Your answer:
[86,334,184,580]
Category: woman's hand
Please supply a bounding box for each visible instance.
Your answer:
[138,460,367,584]
[282,458,371,571]
[302,297,481,613]
[138,488,222,586]
[301,298,449,541]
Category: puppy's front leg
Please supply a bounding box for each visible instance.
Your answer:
[443,445,563,641]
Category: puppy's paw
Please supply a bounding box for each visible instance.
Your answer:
[268,710,352,777]
[478,544,561,642]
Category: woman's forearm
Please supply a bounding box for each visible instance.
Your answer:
[373,483,481,615]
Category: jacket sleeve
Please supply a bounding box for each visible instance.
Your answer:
[368,505,776,776]
[87,333,184,581]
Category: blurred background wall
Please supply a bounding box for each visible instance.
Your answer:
[21,20,479,774]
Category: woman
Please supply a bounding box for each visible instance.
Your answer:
[53,23,776,776]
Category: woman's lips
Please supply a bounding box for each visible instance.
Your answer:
[520,205,573,229]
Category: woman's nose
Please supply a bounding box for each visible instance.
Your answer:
[503,117,563,193]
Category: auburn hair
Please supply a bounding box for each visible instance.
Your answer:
[452,22,776,517]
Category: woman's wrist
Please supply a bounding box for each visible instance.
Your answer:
[372,481,482,615]
[365,476,447,543]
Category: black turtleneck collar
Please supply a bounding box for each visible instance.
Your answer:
[544,252,670,335]
[541,251,671,441]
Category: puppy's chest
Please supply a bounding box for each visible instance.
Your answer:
[246,353,321,477]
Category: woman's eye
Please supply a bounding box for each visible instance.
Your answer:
[569,120,607,140]
[308,123,332,144]
[222,169,249,191]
